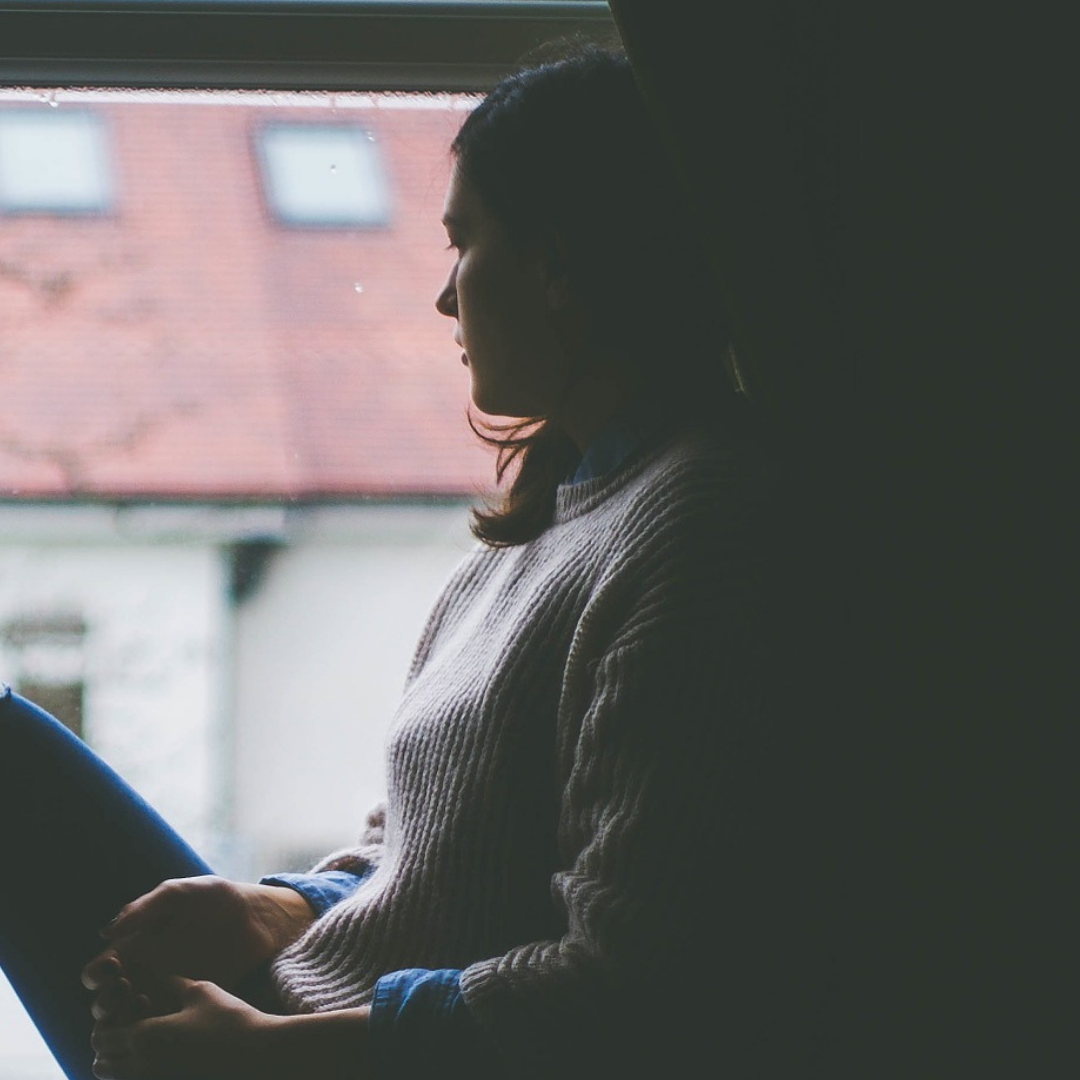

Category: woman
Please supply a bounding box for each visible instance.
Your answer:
[2,46,783,1080]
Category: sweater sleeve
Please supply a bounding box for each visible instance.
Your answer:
[456,461,787,1078]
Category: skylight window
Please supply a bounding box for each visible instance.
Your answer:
[0,109,113,215]
[256,122,391,228]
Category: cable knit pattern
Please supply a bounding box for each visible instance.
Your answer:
[268,427,770,1074]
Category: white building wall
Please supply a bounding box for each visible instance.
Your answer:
[0,523,228,855]
[230,503,474,879]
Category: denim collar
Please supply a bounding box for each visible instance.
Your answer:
[567,404,659,485]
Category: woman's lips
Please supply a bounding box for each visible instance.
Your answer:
[461,352,469,366]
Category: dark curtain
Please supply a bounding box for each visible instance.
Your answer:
[608,3,838,427]
[609,4,1067,1076]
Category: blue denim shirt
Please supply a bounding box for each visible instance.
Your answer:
[261,414,651,1077]
[567,407,653,485]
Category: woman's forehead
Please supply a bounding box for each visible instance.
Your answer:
[441,166,491,233]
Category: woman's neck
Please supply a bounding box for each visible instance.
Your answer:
[559,369,641,454]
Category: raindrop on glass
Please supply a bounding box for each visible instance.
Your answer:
[354,283,364,293]
[329,163,337,174]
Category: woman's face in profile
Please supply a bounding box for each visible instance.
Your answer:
[436,166,571,420]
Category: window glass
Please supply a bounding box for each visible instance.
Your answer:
[1,85,485,859]
[0,86,485,1077]
[0,108,113,215]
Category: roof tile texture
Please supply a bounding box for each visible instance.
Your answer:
[0,97,493,499]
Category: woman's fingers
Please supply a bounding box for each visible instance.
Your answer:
[82,950,123,991]
[91,1024,135,1079]
[99,892,158,941]
[100,877,199,941]
[92,1054,127,1080]
[89,978,192,1080]
[90,1022,127,1057]
[90,977,129,1021]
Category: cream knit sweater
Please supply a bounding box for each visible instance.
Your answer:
[269,426,771,1073]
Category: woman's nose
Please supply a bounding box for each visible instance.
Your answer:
[435,267,457,317]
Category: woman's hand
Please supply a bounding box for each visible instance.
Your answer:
[90,977,275,1080]
[82,876,315,1008]
[91,976,372,1080]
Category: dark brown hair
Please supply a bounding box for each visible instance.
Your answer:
[451,45,741,546]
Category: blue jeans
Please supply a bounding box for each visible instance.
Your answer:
[0,685,212,1080]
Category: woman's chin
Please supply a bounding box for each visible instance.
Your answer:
[471,397,520,422]
[469,379,539,422]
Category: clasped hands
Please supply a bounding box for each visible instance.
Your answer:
[81,876,318,1080]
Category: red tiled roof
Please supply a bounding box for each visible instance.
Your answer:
[0,96,495,500]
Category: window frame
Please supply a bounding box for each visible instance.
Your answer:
[0,1,617,93]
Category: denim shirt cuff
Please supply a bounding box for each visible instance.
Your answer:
[370,968,490,1079]
[257,870,365,916]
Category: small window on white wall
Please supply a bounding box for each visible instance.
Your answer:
[0,109,114,216]
[256,122,391,227]
[16,679,85,739]
[2,612,87,738]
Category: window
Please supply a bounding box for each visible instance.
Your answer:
[0,5,617,1074]
[0,109,113,215]
[2,612,86,737]
[0,83,488,882]
[16,678,85,737]
[256,122,391,227]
